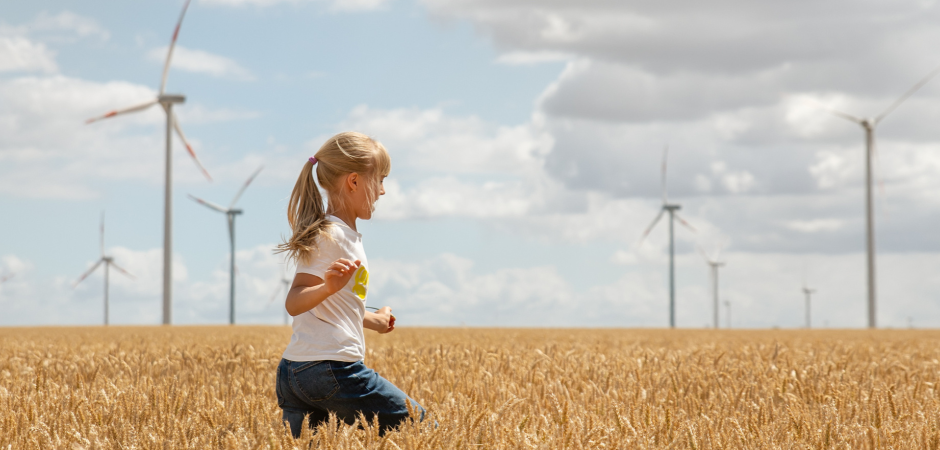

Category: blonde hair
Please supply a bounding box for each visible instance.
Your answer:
[276,131,391,265]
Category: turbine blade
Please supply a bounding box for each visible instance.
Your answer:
[172,112,213,181]
[160,0,193,95]
[661,144,669,204]
[674,212,697,233]
[0,273,14,283]
[73,259,104,288]
[229,165,264,209]
[86,99,159,124]
[640,209,666,242]
[110,261,135,279]
[876,65,940,124]
[187,194,228,213]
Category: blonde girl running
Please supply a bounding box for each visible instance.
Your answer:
[275,131,426,437]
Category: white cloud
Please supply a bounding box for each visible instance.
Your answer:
[0,11,109,42]
[420,0,940,216]
[786,219,844,233]
[0,37,57,73]
[322,105,940,256]
[1,255,33,275]
[364,250,940,328]
[337,105,552,176]
[29,11,111,41]
[149,45,254,81]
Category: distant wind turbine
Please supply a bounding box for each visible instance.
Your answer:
[698,245,725,329]
[269,264,293,326]
[802,284,816,329]
[640,145,696,328]
[74,212,135,325]
[0,273,14,299]
[815,65,940,329]
[189,166,263,325]
[86,0,211,325]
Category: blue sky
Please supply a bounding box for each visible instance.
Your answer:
[4,0,940,328]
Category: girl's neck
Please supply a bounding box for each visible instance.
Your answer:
[329,209,358,232]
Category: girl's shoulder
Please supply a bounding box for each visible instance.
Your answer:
[296,222,345,273]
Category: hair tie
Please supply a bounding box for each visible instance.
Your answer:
[308,156,317,165]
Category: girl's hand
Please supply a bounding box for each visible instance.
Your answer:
[323,258,360,294]
[375,306,395,334]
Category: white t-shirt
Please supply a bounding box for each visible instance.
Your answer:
[282,215,370,362]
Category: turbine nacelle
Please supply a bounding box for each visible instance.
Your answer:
[158,94,186,105]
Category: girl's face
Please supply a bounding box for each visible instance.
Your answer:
[345,173,386,221]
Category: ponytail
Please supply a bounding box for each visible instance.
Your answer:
[275,159,332,265]
[276,131,391,265]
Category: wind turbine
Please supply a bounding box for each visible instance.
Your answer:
[74,212,135,326]
[188,167,263,325]
[268,265,293,326]
[802,284,816,329]
[815,66,940,329]
[640,145,696,328]
[698,246,725,329]
[86,0,211,325]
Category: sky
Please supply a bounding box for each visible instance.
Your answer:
[3,0,940,328]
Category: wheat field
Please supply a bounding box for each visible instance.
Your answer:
[2,326,940,449]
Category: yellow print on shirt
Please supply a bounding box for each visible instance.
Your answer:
[352,265,369,300]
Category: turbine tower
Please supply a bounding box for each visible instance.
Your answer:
[189,167,263,325]
[724,300,731,329]
[74,212,135,325]
[86,0,211,325]
[802,285,816,329]
[816,66,940,329]
[641,146,696,328]
[698,246,725,329]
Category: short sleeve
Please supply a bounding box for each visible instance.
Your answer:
[296,226,346,278]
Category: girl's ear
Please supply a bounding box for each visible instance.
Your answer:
[346,172,359,192]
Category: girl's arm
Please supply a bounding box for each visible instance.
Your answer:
[285,258,360,316]
[364,306,395,333]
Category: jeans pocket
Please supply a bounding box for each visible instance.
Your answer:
[291,360,339,403]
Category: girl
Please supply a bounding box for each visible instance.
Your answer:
[274,131,426,437]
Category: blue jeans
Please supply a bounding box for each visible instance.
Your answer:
[276,358,427,437]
